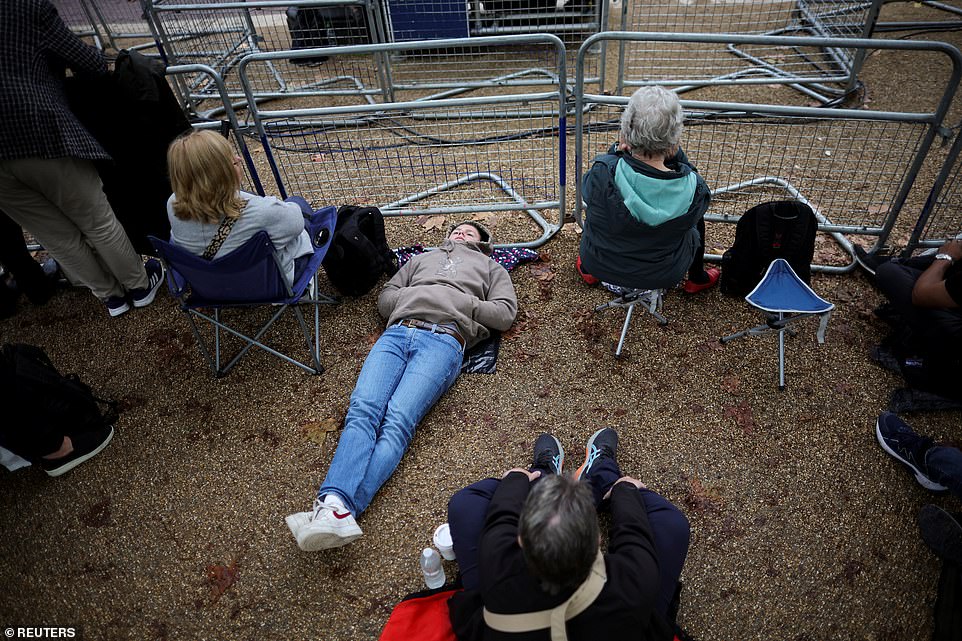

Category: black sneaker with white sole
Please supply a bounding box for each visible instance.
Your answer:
[574,427,618,482]
[40,425,114,477]
[875,412,947,492]
[130,258,164,308]
[532,434,564,475]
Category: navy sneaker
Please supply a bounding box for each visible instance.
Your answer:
[130,258,164,308]
[40,425,114,477]
[532,434,564,475]
[574,427,618,482]
[875,412,947,492]
[918,504,962,564]
[105,295,130,317]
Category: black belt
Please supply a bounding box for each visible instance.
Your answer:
[397,319,465,350]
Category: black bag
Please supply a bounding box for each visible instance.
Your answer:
[0,344,118,442]
[720,200,817,297]
[322,205,399,297]
[286,6,370,65]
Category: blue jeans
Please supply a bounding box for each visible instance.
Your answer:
[319,324,463,514]
[448,456,690,618]
[926,446,962,499]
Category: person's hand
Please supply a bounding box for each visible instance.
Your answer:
[603,476,646,500]
[937,239,962,261]
[502,468,541,482]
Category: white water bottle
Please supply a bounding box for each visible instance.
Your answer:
[420,547,446,589]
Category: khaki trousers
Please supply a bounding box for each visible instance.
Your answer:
[0,156,147,300]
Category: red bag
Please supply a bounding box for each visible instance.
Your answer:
[379,587,460,641]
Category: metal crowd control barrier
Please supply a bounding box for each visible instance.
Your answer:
[876,0,962,32]
[147,0,387,114]
[615,0,882,104]
[165,64,267,196]
[55,0,100,46]
[238,35,568,247]
[83,0,159,53]
[904,132,962,254]
[575,33,962,273]
[383,0,608,96]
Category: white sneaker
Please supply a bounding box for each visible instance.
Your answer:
[285,500,363,552]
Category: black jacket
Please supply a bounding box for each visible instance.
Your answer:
[448,473,674,641]
[579,147,710,289]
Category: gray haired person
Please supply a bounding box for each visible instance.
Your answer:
[446,428,691,640]
[578,86,718,294]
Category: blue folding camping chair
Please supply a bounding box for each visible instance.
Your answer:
[149,204,338,377]
[720,258,834,390]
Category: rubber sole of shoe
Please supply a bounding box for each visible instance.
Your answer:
[106,301,130,317]
[875,421,948,492]
[285,512,363,552]
[919,504,962,564]
[44,426,114,477]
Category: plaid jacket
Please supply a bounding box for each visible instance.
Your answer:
[0,0,109,161]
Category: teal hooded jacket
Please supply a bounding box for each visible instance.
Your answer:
[579,146,710,289]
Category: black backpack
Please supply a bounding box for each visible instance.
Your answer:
[720,200,817,297]
[0,344,118,449]
[322,205,399,297]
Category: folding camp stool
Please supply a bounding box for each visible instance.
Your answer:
[720,259,834,390]
[595,286,667,358]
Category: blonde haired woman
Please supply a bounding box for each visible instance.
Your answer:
[166,130,313,284]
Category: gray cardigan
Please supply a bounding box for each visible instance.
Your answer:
[167,191,313,284]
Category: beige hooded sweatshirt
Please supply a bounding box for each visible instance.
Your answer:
[377,237,518,349]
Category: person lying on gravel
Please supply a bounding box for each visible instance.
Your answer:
[286,220,517,552]
[577,85,718,295]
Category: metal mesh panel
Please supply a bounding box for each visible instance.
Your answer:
[54,0,99,43]
[384,0,604,93]
[909,138,962,250]
[575,33,962,271]
[257,101,561,217]
[582,104,926,228]
[149,0,378,110]
[240,39,567,246]
[615,0,880,100]
[84,0,157,52]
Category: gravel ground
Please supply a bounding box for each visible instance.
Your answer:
[2,2,962,640]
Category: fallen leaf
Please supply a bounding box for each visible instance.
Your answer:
[416,214,446,231]
[683,474,724,514]
[207,560,239,603]
[300,417,341,445]
[721,374,740,394]
[723,400,755,433]
[529,262,555,282]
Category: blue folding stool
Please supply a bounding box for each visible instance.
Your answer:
[149,204,338,377]
[720,258,833,390]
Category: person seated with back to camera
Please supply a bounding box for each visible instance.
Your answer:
[577,85,719,294]
[286,220,518,552]
[446,428,691,641]
[165,129,314,283]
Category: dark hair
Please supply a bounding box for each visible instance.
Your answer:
[518,475,599,595]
